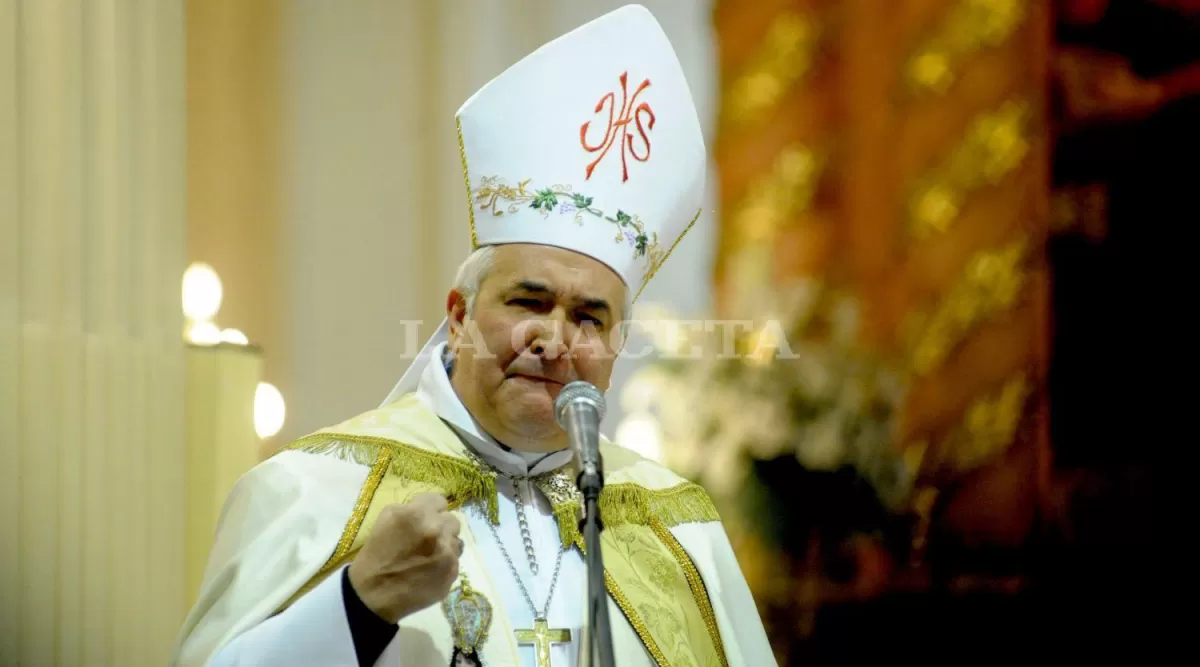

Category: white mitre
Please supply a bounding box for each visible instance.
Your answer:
[381,3,706,406]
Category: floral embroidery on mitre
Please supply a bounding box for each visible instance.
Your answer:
[472,175,666,272]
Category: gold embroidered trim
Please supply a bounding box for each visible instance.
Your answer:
[907,101,1032,238]
[275,446,391,612]
[456,116,477,248]
[288,434,717,547]
[932,373,1032,474]
[284,434,500,524]
[904,0,1030,96]
[906,234,1031,375]
[634,207,702,303]
[333,446,392,565]
[651,519,729,667]
[550,481,721,549]
[575,535,671,667]
[470,175,666,271]
[729,144,823,251]
[724,12,820,126]
[281,432,723,664]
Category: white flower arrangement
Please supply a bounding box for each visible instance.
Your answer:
[625,280,914,511]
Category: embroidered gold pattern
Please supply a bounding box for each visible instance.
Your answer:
[472,175,664,265]
[908,101,1032,238]
[546,480,721,550]
[651,520,730,667]
[634,208,701,303]
[280,429,728,665]
[284,434,500,524]
[574,534,671,666]
[576,522,727,667]
[286,435,720,541]
[730,144,824,250]
[533,470,581,508]
[456,117,477,248]
[932,374,1032,473]
[334,446,391,564]
[904,0,1030,95]
[725,12,820,126]
[908,236,1031,375]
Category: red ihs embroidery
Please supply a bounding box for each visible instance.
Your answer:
[580,72,655,182]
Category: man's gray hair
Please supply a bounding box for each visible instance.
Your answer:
[452,245,498,317]
[452,245,633,340]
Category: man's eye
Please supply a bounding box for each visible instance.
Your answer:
[508,298,544,309]
[579,314,604,328]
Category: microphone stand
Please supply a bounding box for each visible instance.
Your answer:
[577,460,616,667]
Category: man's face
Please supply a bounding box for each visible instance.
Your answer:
[448,244,626,452]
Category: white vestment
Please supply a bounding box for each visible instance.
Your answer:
[170,345,775,666]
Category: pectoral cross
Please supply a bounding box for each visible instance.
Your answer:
[515,617,571,667]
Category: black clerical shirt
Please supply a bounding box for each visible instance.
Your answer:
[340,566,398,665]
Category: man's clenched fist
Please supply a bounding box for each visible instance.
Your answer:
[347,493,463,623]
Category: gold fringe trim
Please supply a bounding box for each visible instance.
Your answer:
[553,503,582,550]
[651,519,730,667]
[554,482,720,549]
[284,434,499,524]
[279,435,725,662]
[284,436,717,548]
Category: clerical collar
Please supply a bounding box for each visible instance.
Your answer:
[414,342,572,478]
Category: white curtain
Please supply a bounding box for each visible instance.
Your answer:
[0,0,188,665]
[280,0,717,443]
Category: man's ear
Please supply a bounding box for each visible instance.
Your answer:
[446,289,469,339]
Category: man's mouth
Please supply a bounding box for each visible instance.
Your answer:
[509,373,564,387]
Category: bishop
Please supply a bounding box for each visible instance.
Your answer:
[170,5,775,666]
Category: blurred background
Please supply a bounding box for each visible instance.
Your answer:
[1,0,1192,664]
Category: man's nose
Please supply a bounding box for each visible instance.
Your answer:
[529,317,570,360]
[530,331,568,359]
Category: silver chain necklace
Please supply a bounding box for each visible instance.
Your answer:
[476,500,567,620]
[511,475,541,575]
[461,449,580,624]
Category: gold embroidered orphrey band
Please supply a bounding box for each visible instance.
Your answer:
[278,434,729,667]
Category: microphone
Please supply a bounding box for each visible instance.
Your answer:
[554,381,607,496]
[555,380,616,667]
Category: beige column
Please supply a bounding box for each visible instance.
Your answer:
[184,344,263,608]
[186,0,284,456]
[0,0,188,665]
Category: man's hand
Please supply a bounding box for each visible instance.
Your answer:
[347,493,463,624]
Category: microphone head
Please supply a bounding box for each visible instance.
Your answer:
[554,380,607,427]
